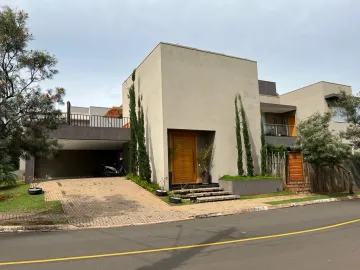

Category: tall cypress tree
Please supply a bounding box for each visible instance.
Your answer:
[128,69,138,174]
[260,113,267,175]
[239,94,254,176]
[137,95,152,182]
[235,95,244,175]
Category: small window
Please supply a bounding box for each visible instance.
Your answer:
[331,107,347,123]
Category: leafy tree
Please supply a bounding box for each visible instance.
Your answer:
[0,6,65,184]
[336,90,360,149]
[128,69,138,174]
[295,112,353,193]
[295,112,351,167]
[234,95,243,175]
[137,95,152,182]
[260,114,267,175]
[238,94,254,176]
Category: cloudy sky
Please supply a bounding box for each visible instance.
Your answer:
[4,0,360,108]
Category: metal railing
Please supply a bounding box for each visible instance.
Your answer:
[60,113,130,128]
[264,124,296,137]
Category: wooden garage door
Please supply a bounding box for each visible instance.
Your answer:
[170,132,198,185]
[288,152,304,182]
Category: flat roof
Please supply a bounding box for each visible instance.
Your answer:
[281,81,351,96]
[122,42,256,84]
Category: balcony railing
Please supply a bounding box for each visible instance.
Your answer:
[60,114,130,128]
[265,124,296,137]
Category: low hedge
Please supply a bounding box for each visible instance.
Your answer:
[220,175,280,181]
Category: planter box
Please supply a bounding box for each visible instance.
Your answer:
[219,178,283,196]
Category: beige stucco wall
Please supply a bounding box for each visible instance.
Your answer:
[280,82,327,123]
[122,45,166,188]
[259,94,280,104]
[280,81,352,136]
[160,43,262,182]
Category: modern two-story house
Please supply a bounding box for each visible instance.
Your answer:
[23,42,352,191]
[122,43,305,190]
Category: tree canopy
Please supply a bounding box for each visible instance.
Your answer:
[0,6,65,175]
[294,112,351,167]
[335,90,360,149]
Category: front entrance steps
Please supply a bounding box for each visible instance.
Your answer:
[172,186,240,203]
[286,181,311,193]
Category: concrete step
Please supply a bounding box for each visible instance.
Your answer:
[196,195,240,203]
[172,187,224,195]
[179,191,231,199]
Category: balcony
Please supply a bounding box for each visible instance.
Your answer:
[61,114,130,128]
[264,124,296,137]
[51,114,131,141]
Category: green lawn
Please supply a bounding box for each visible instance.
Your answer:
[0,184,64,214]
[158,194,191,206]
[240,189,295,200]
[266,192,360,206]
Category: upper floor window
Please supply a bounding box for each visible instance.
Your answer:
[331,106,347,123]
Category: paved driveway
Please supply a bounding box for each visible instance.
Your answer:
[41,177,189,227]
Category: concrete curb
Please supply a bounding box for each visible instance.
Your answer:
[192,194,360,219]
[1,195,359,233]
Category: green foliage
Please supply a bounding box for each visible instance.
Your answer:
[137,95,152,182]
[220,174,279,181]
[128,71,138,174]
[0,163,17,186]
[198,144,214,174]
[294,112,351,166]
[126,173,160,192]
[239,94,254,176]
[234,95,244,175]
[260,114,267,175]
[0,6,65,168]
[336,90,360,149]
[267,144,288,155]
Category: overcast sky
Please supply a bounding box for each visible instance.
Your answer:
[4,0,360,108]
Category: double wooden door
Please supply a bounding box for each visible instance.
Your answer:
[170,132,198,185]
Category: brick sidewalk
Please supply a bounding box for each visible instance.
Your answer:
[0,177,313,228]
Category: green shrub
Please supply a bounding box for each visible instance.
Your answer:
[220,174,280,181]
[126,173,160,192]
[0,164,17,186]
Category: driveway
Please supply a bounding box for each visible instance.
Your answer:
[40,177,189,227]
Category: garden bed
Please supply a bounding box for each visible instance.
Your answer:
[126,174,190,206]
[219,175,283,196]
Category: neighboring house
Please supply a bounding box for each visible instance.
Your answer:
[122,42,301,190]
[280,81,353,148]
[23,104,130,182]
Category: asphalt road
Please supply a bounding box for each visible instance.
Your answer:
[0,200,359,269]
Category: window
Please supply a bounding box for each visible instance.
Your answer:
[331,107,347,123]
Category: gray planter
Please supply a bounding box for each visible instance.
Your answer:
[219,178,283,196]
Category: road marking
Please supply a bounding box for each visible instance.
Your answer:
[0,218,359,266]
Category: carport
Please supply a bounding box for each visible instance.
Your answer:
[34,139,129,180]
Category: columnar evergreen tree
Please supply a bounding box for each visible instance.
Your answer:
[0,7,65,185]
[128,69,138,174]
[234,95,244,175]
[137,95,152,182]
[260,113,267,175]
[238,94,254,176]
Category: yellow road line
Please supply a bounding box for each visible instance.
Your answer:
[1,218,359,266]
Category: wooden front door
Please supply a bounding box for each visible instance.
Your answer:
[170,132,198,185]
[288,152,304,182]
